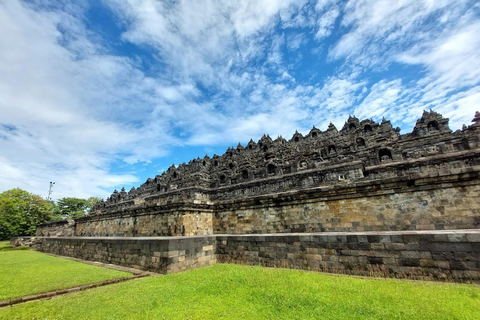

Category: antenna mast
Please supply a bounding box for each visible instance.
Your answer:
[47,181,55,200]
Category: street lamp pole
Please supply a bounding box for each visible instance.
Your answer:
[47,181,55,200]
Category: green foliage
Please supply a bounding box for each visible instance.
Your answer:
[1,264,479,319]
[55,197,88,219]
[55,196,102,219]
[0,188,104,238]
[0,188,54,240]
[0,250,132,300]
[86,196,102,213]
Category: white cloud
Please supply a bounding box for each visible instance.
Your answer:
[314,6,339,40]
[354,80,404,121]
[400,20,480,101]
[1,0,479,201]
[0,0,178,198]
[286,33,306,51]
[431,87,480,130]
[329,0,466,65]
[326,0,480,131]
[307,77,366,128]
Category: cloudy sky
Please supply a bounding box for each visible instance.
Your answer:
[1,0,479,200]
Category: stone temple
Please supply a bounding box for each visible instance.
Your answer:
[35,110,480,280]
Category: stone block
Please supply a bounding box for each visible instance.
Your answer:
[389,235,403,243]
[370,243,385,250]
[347,243,371,250]
[346,235,358,243]
[473,243,480,253]
[349,250,360,256]
[432,251,454,261]
[367,257,384,265]
[419,259,437,268]
[338,256,358,264]
[374,251,401,258]
[466,234,480,242]
[367,235,380,243]
[431,242,472,252]
[382,257,396,265]
[398,258,420,267]
[305,254,323,261]
[403,235,420,244]
[447,234,468,242]
[454,251,479,261]
[401,251,420,259]
[436,260,450,270]
[357,235,369,243]
[325,249,337,255]
[450,260,468,271]
[385,243,405,250]
[465,261,480,271]
[358,250,375,257]
[287,253,300,260]
[419,251,432,259]
[436,230,452,240]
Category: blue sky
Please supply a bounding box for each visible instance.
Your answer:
[1,0,479,199]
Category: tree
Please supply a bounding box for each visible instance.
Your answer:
[0,188,54,240]
[55,197,89,219]
[54,196,102,219]
[86,197,102,213]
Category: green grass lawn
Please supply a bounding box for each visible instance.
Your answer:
[1,264,479,320]
[0,250,132,300]
[0,241,11,249]
[0,240,28,252]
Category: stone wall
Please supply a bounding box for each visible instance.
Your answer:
[35,230,480,280]
[75,209,213,237]
[36,167,480,237]
[214,172,480,234]
[37,236,216,274]
[216,230,480,281]
[35,220,75,237]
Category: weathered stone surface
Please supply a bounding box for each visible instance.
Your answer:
[10,237,42,248]
[37,236,216,274]
[36,220,75,237]
[215,230,480,280]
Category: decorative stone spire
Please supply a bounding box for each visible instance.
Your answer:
[472,111,480,126]
[327,122,337,132]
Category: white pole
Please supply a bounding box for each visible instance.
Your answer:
[47,181,55,200]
